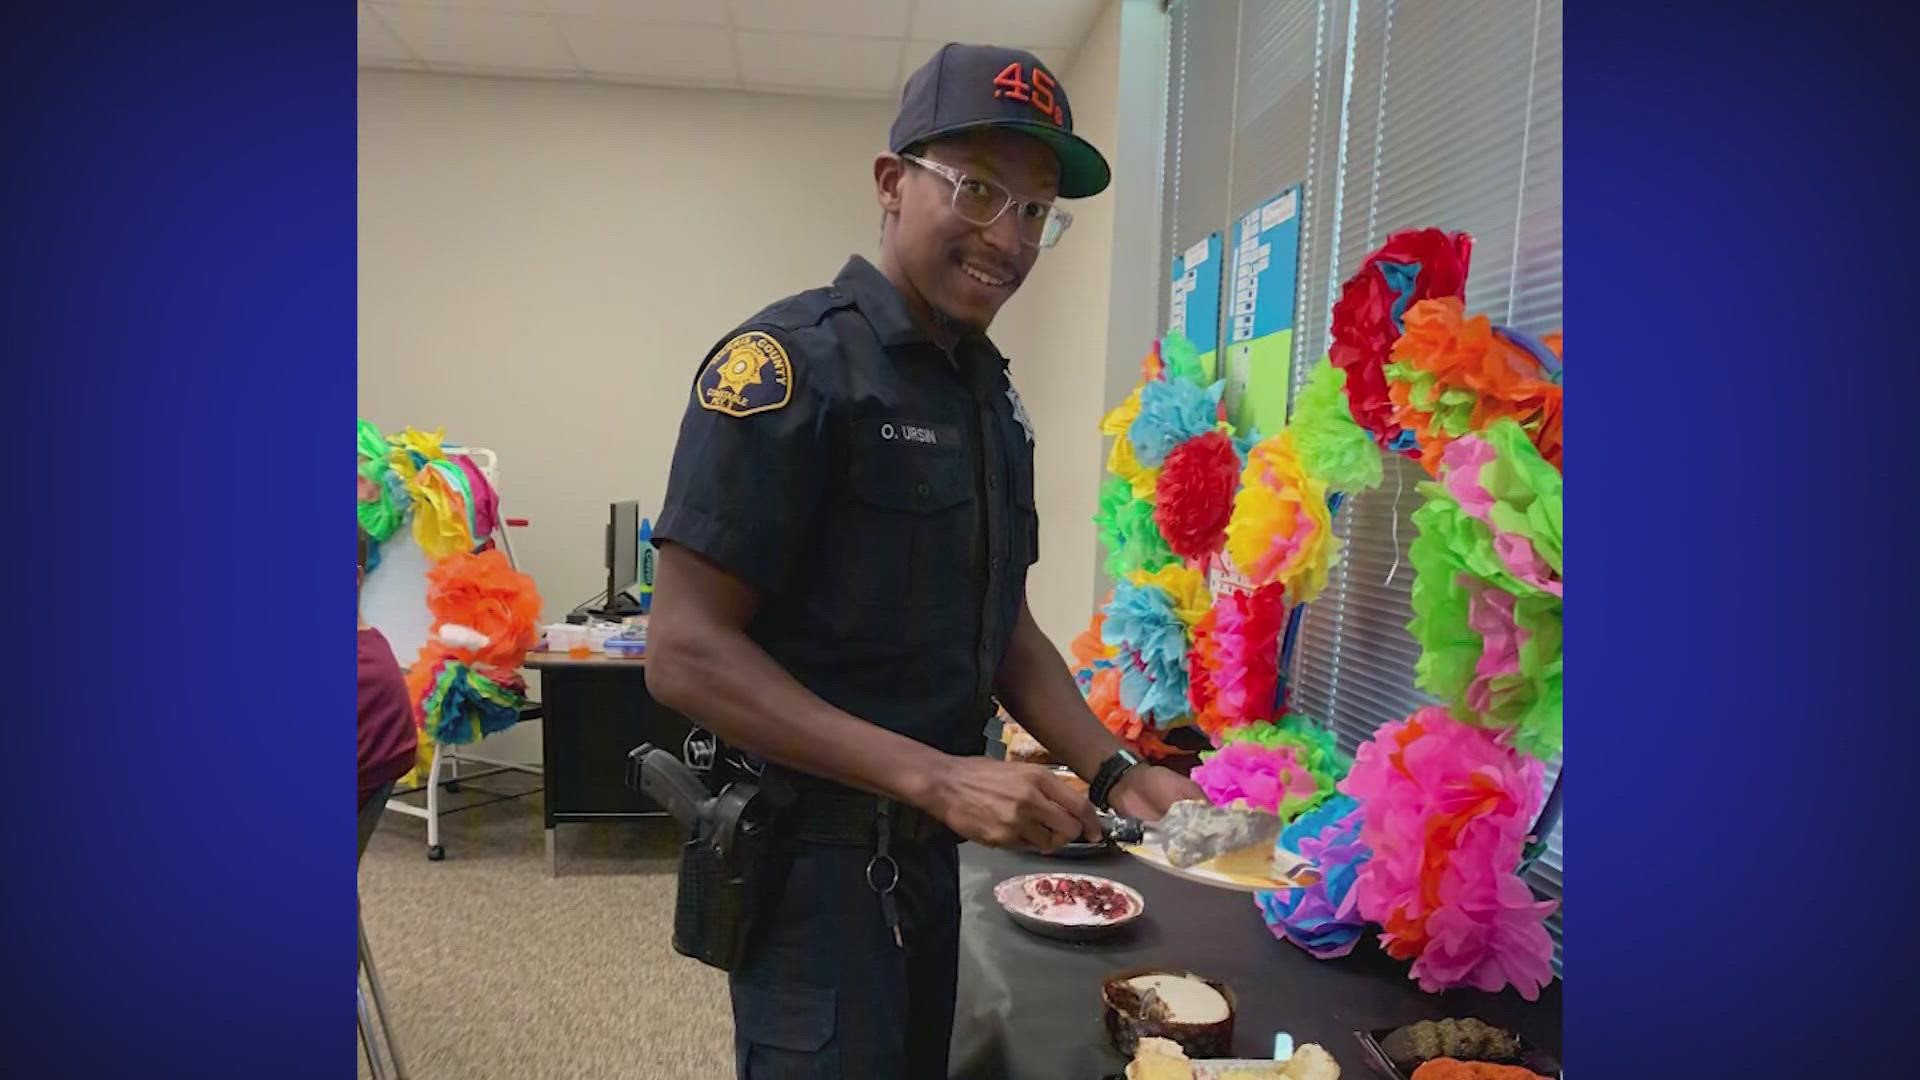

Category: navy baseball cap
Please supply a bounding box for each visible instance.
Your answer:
[890,43,1112,199]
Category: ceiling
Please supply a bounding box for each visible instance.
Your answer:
[358,0,1108,100]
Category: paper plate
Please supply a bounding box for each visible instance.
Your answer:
[993,872,1144,942]
[1121,840,1322,894]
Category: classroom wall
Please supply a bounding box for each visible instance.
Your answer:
[358,6,1130,761]
[985,0,1123,648]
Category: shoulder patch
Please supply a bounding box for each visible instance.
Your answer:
[696,331,794,418]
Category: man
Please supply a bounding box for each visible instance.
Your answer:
[648,43,1205,1079]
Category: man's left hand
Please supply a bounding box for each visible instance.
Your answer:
[1106,763,1205,822]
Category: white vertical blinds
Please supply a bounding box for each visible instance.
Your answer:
[1160,0,1563,970]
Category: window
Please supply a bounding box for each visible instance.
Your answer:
[1161,0,1563,970]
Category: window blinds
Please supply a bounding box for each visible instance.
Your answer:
[1160,0,1563,969]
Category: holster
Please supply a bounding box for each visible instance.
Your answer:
[670,780,790,972]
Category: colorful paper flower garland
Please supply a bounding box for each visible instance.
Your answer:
[1328,228,1474,453]
[1341,707,1557,1001]
[1409,420,1563,759]
[358,422,540,783]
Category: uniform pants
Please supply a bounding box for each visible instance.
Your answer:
[730,836,960,1080]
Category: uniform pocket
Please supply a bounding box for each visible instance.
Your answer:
[733,979,838,1078]
[842,451,974,615]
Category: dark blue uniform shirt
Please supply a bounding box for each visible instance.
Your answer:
[656,256,1039,786]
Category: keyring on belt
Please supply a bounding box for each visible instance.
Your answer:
[865,852,899,894]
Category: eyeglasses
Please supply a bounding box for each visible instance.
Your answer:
[900,153,1073,249]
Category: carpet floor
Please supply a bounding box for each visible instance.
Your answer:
[357,771,734,1079]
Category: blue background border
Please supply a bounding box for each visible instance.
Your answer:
[1571,1,1918,1076]
[2,3,351,1076]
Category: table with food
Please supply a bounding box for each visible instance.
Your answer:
[952,724,1562,1080]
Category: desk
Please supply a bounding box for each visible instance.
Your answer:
[951,844,1561,1079]
[524,650,693,876]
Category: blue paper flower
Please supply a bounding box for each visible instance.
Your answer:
[1101,581,1191,726]
[1257,794,1372,959]
[1129,378,1225,467]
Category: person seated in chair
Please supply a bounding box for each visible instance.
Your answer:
[357,520,417,861]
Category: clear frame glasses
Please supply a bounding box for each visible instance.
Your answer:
[900,153,1073,249]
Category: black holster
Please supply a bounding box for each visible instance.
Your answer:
[671,782,790,972]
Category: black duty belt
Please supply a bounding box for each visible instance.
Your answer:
[787,790,949,847]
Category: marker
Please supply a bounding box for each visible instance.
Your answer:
[637,518,656,614]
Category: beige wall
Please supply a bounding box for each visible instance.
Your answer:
[359,7,1133,758]
[989,0,1123,647]
[359,70,895,629]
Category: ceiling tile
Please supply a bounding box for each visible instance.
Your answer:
[381,0,546,10]
[557,17,736,81]
[909,0,1104,50]
[734,30,900,95]
[359,4,415,62]
[895,40,1070,90]
[728,0,910,38]
[374,5,577,71]
[896,38,945,88]
[542,0,726,22]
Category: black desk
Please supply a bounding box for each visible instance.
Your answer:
[524,650,693,875]
[951,844,1561,1079]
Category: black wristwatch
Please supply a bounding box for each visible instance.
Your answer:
[1089,749,1144,812]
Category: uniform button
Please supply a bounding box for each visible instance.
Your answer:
[991,556,1003,572]
[915,482,931,498]
[987,474,999,491]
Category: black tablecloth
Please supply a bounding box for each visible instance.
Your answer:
[950,844,1561,1079]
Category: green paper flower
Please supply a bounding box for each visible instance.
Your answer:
[1290,358,1384,492]
[1094,478,1176,579]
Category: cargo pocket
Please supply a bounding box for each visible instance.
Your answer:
[733,979,838,1079]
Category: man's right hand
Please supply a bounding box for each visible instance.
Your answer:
[923,757,1103,852]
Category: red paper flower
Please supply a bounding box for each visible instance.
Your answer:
[1153,430,1240,559]
[1329,229,1474,450]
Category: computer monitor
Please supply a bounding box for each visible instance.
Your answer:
[606,500,640,605]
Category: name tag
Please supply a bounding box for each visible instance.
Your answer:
[872,419,960,449]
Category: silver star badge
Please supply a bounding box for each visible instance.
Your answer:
[1006,381,1034,444]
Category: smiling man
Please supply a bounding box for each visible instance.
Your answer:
[648,43,1204,1079]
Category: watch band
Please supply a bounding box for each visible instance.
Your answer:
[1089,749,1144,811]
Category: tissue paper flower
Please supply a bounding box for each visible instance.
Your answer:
[1085,666,1182,759]
[1225,432,1338,603]
[1102,385,1161,498]
[1095,479,1177,578]
[1257,794,1372,958]
[1290,358,1385,492]
[1102,580,1192,727]
[1071,606,1115,670]
[425,548,543,670]
[1186,608,1230,739]
[1154,430,1241,559]
[1384,298,1564,476]
[1340,707,1556,1000]
[1210,583,1287,726]
[1193,741,1325,820]
[1216,715,1350,810]
[1130,376,1226,467]
[1329,229,1474,449]
[453,454,501,541]
[408,460,476,559]
[1158,330,1208,386]
[1409,423,1562,759]
[1127,563,1212,629]
[357,421,407,542]
[406,644,527,750]
[388,426,447,481]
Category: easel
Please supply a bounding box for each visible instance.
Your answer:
[370,445,544,861]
